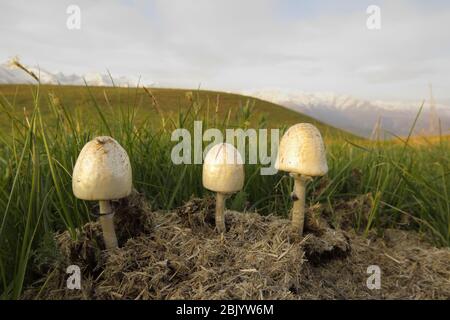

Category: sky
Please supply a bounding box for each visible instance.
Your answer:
[1,0,450,103]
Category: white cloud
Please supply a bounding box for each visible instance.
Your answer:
[1,0,450,104]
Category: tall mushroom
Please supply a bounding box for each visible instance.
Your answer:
[72,136,132,249]
[275,123,328,236]
[203,143,244,233]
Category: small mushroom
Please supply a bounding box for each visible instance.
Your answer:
[72,136,132,249]
[203,143,244,233]
[275,123,328,236]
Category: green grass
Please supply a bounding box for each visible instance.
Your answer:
[0,83,448,299]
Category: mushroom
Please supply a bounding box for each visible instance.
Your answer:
[275,123,328,236]
[203,143,244,233]
[72,136,132,249]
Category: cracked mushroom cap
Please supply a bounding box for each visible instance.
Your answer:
[275,123,328,177]
[72,136,132,201]
[202,143,244,194]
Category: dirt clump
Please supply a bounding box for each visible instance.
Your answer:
[22,197,450,300]
[47,190,153,282]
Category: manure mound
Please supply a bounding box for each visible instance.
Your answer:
[23,197,450,300]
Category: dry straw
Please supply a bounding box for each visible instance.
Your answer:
[23,195,450,300]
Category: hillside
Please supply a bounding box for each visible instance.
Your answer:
[0,84,357,141]
[249,90,450,138]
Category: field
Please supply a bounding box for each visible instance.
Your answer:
[0,84,449,299]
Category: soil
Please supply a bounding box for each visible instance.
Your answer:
[23,192,450,300]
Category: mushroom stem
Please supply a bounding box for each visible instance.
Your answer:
[215,192,226,233]
[98,200,118,249]
[292,175,308,236]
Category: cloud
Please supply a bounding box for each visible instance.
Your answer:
[356,63,437,84]
[1,0,450,102]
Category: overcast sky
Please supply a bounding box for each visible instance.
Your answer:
[1,0,450,103]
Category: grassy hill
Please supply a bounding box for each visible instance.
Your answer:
[0,84,357,141]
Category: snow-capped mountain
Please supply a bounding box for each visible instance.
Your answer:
[0,62,138,87]
[247,90,450,138]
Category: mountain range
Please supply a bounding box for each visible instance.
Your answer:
[247,90,450,138]
[0,63,136,87]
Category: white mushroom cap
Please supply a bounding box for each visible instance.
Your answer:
[275,123,328,177]
[72,136,132,201]
[202,143,244,194]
